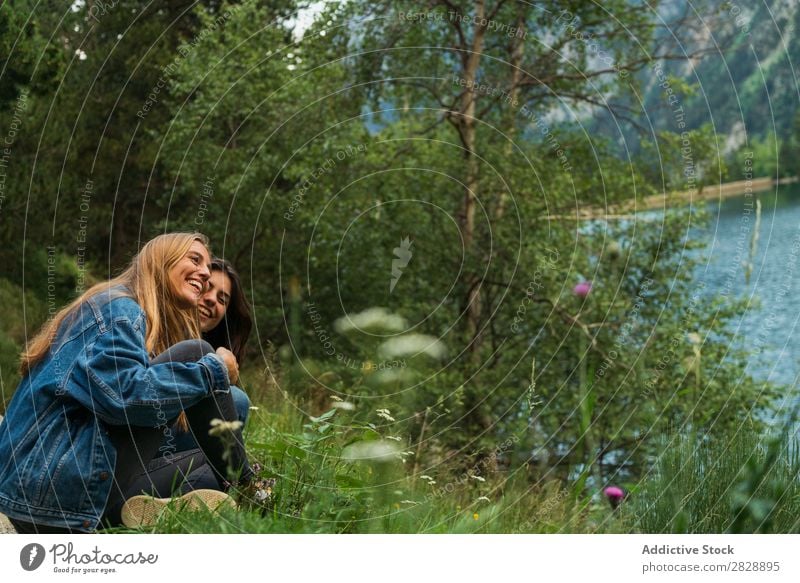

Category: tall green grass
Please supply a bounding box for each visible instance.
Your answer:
[111,380,800,534]
[625,428,800,533]
[116,392,628,534]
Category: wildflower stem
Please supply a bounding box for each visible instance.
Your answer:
[411,406,430,488]
[574,334,600,496]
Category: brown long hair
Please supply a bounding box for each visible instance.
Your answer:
[21,233,210,376]
[203,258,252,363]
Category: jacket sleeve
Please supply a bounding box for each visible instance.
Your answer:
[73,316,230,427]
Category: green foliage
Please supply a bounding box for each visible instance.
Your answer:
[0,252,78,412]
[154,0,369,345]
[779,111,800,177]
[730,132,783,179]
[639,124,729,193]
[626,429,800,533]
[0,0,63,105]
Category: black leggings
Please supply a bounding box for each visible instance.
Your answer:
[10,450,221,534]
[11,340,251,533]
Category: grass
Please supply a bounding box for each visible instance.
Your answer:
[624,428,800,533]
[113,386,800,534]
[112,380,630,534]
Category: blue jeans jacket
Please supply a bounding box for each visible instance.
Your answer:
[0,288,230,531]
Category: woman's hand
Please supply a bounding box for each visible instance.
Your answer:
[215,347,239,385]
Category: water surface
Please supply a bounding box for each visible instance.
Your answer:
[697,183,800,391]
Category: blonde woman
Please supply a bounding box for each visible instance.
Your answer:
[0,233,252,533]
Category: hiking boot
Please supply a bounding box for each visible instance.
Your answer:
[120,488,236,527]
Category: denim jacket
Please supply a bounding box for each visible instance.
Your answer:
[0,288,229,531]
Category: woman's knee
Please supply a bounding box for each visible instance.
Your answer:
[231,386,251,424]
[152,339,215,364]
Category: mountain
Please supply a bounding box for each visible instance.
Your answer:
[597,0,800,158]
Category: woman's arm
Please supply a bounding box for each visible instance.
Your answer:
[72,317,230,427]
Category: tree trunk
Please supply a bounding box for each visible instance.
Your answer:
[458,0,487,357]
[495,9,526,222]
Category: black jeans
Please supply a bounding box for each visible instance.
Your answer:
[11,340,251,533]
[9,449,221,534]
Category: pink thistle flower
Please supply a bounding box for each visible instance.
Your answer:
[603,485,625,509]
[573,281,592,298]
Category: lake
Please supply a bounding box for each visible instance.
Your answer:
[697,182,800,392]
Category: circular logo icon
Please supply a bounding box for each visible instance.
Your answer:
[20,543,46,571]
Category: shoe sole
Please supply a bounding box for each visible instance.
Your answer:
[120,489,236,528]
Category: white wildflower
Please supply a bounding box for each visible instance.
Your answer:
[370,368,416,386]
[208,418,243,437]
[418,474,437,486]
[331,401,355,411]
[334,308,408,334]
[395,450,415,463]
[342,440,400,463]
[376,408,396,422]
[378,334,446,360]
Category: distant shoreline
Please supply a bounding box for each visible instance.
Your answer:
[548,176,799,220]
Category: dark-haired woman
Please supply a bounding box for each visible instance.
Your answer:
[161,258,254,455]
[200,258,253,423]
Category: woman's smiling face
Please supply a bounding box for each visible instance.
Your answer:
[169,240,212,309]
[198,269,232,332]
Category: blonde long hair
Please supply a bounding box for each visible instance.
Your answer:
[21,233,210,376]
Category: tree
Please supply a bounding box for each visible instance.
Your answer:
[316,0,771,481]
[154,0,368,361]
